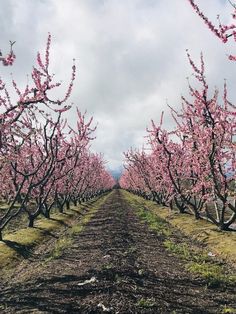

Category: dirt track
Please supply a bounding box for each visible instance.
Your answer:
[0,190,235,313]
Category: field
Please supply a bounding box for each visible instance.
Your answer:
[2,1,236,313]
[0,189,236,313]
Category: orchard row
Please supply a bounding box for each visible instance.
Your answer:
[0,35,115,241]
[120,1,236,231]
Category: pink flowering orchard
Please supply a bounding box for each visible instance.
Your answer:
[120,2,236,231]
[0,35,115,240]
[120,51,236,230]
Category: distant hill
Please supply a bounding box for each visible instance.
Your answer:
[110,168,122,180]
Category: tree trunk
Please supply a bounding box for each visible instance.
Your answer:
[44,210,50,219]
[175,198,186,213]
[28,216,35,228]
[194,210,200,220]
[219,223,229,231]
[66,200,70,210]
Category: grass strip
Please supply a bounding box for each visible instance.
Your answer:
[0,192,111,269]
[122,190,236,289]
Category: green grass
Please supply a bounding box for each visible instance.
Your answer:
[137,207,172,237]
[44,193,113,262]
[122,190,236,289]
[47,237,73,260]
[102,263,114,270]
[221,306,236,313]
[136,297,156,308]
[163,240,210,263]
[69,224,84,235]
[0,192,112,269]
[122,190,236,265]
[187,262,236,288]
[123,191,172,237]
[163,240,192,260]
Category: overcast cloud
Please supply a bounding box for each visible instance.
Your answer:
[0,0,235,171]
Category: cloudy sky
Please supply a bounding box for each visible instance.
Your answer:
[0,0,235,171]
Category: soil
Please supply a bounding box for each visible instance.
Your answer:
[0,189,235,313]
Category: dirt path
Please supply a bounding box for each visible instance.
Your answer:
[0,190,235,313]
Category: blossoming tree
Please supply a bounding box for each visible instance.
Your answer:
[0,35,115,240]
[120,52,236,230]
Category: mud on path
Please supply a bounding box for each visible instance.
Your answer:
[0,190,235,313]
